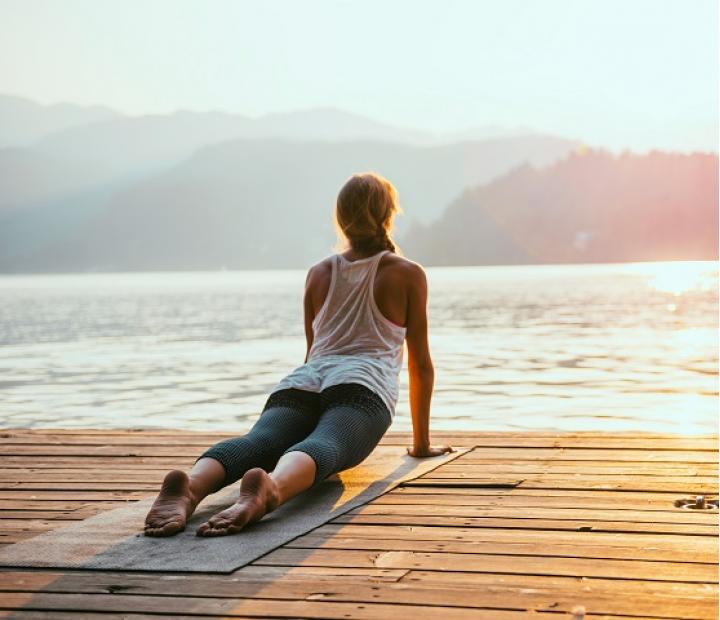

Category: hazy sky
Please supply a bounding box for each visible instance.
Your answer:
[1,0,717,151]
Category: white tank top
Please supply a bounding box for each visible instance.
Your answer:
[272,250,407,416]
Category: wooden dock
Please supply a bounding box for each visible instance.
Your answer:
[0,430,717,619]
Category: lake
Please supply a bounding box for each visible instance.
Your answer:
[0,261,717,434]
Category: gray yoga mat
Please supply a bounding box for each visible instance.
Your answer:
[0,447,466,573]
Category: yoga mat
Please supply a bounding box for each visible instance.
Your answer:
[0,446,467,573]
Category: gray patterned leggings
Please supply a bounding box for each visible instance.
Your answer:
[198,383,392,487]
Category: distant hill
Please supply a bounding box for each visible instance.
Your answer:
[0,149,85,210]
[31,108,434,182]
[0,94,118,147]
[401,150,719,265]
[0,135,577,271]
[30,106,540,182]
[2,93,533,189]
[0,93,572,219]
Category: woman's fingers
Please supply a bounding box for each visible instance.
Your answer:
[425,445,453,456]
[407,444,455,457]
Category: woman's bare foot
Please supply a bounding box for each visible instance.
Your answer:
[196,467,280,537]
[144,470,198,537]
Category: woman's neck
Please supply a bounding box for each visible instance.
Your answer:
[342,247,386,262]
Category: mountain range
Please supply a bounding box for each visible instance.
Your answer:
[0,94,716,272]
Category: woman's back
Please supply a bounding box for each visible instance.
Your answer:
[273,250,409,416]
[308,250,407,362]
[306,250,411,331]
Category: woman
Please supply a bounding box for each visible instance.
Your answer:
[144,172,452,537]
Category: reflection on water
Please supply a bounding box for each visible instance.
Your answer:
[0,261,717,434]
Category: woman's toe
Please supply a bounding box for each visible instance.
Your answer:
[196,522,210,536]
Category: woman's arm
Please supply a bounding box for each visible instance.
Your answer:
[404,264,453,458]
[302,259,332,363]
[303,269,315,363]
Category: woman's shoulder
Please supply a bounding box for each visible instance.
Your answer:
[306,255,334,280]
[380,252,426,279]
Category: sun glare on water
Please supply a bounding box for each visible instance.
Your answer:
[620,261,717,296]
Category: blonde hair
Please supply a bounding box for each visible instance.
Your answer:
[334,172,402,254]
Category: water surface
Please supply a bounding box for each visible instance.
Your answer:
[0,261,716,434]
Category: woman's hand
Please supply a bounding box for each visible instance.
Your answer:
[406,444,454,458]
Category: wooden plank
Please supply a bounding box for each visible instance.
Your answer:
[435,463,719,475]
[2,464,716,481]
[333,513,718,535]
[0,568,406,591]
[0,591,568,620]
[0,473,193,483]
[4,430,710,446]
[399,568,718,594]
[403,477,719,493]
[0,512,85,520]
[0,571,714,619]
[388,486,720,503]
[0,436,714,457]
[257,548,718,582]
[4,465,716,482]
[373,491,718,511]
[425,471,719,483]
[0,457,197,467]
[404,436,718,450]
[2,445,714,464]
[0,613,226,620]
[461,448,719,463]
[0,502,129,513]
[286,533,716,562]
[347,504,719,525]
[301,523,718,554]
[201,563,720,594]
[0,446,209,457]
[3,566,715,597]
[6,429,714,436]
[0,432,468,446]
[5,429,715,438]
[0,491,147,501]
[0,462,187,470]
[0,482,164,491]
[3,479,613,494]
[0,519,83,531]
[0,429,234,435]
